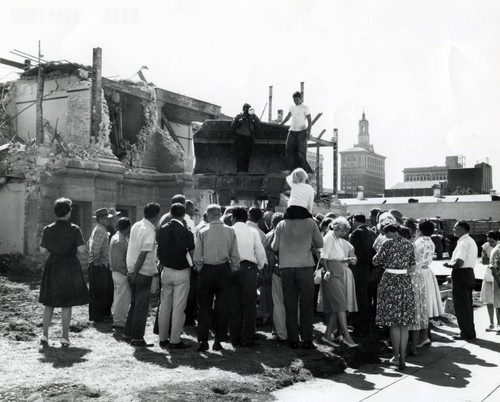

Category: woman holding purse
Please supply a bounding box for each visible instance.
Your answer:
[319,217,358,348]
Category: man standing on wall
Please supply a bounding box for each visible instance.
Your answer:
[279,91,312,174]
[444,220,478,341]
[231,103,261,173]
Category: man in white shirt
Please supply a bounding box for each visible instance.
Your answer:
[280,91,312,174]
[230,207,267,347]
[444,220,478,340]
[123,202,161,347]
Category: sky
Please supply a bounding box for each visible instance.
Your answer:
[1,0,500,192]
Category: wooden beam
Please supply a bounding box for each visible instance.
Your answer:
[0,58,26,70]
[161,112,184,150]
[311,113,322,127]
[156,88,221,116]
[308,136,334,147]
[317,129,326,140]
[102,77,152,101]
[91,47,103,139]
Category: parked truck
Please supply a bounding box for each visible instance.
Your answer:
[431,217,500,257]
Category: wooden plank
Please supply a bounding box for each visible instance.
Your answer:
[91,47,103,140]
[311,113,322,127]
[308,136,335,147]
[161,112,184,150]
[0,58,26,69]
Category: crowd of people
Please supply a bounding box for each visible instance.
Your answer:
[37,168,500,371]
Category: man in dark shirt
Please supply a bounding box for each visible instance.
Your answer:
[349,214,376,336]
[231,103,261,173]
[157,203,195,349]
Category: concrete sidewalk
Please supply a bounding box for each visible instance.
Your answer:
[273,305,500,401]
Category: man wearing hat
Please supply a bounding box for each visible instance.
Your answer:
[107,208,122,237]
[88,208,114,322]
[231,102,261,173]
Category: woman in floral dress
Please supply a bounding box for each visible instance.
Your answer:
[373,223,416,370]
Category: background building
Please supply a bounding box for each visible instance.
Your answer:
[448,162,493,194]
[385,156,492,197]
[340,112,386,197]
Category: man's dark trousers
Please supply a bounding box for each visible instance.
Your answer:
[88,263,113,322]
[229,261,258,345]
[197,263,231,343]
[123,273,152,341]
[351,276,369,335]
[452,268,476,339]
[184,269,198,325]
[280,266,314,343]
[234,134,252,172]
[285,130,308,171]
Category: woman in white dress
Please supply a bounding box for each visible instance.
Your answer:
[400,223,428,356]
[480,231,500,330]
[320,217,358,348]
[414,219,443,347]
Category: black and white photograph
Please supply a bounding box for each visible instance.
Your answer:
[1,1,500,400]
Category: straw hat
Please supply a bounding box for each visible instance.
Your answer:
[93,208,113,219]
[107,208,121,218]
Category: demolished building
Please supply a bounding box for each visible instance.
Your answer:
[0,48,224,262]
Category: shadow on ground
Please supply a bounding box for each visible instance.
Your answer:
[38,344,91,368]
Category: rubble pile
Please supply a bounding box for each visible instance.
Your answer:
[120,81,185,171]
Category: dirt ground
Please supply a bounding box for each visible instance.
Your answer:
[0,264,400,402]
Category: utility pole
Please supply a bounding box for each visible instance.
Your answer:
[300,81,304,101]
[91,47,103,140]
[315,129,326,197]
[268,86,273,122]
[333,128,338,193]
[35,40,44,145]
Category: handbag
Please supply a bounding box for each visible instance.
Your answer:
[314,266,323,285]
[484,266,494,283]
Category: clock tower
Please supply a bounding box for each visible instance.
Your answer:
[356,111,374,152]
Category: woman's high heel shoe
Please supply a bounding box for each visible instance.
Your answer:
[342,338,358,348]
[60,338,71,348]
